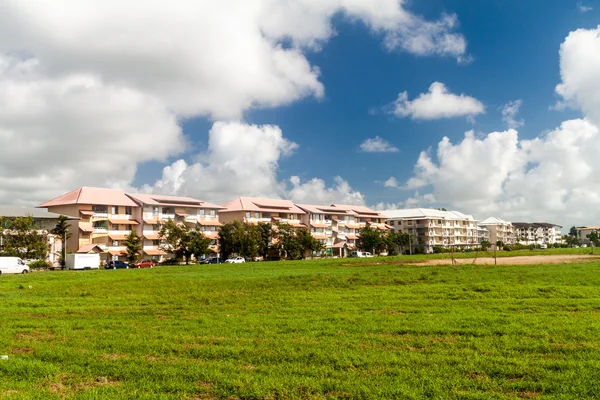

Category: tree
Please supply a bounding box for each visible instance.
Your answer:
[297,227,325,258]
[565,235,581,248]
[587,231,600,249]
[480,240,491,251]
[123,230,142,263]
[256,222,274,259]
[356,226,386,255]
[51,215,72,269]
[0,216,48,261]
[383,231,410,255]
[569,226,578,237]
[274,223,303,260]
[495,240,504,249]
[218,220,261,261]
[159,219,212,264]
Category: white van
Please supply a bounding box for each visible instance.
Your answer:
[0,257,30,275]
[350,251,365,258]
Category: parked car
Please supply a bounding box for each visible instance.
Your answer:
[106,260,129,269]
[350,251,366,258]
[132,259,154,268]
[0,257,29,275]
[201,257,221,264]
[225,257,245,264]
[364,252,373,257]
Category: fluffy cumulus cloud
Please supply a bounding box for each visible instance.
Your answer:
[0,0,468,205]
[404,26,600,226]
[359,137,399,153]
[287,176,365,205]
[500,99,524,129]
[390,82,485,120]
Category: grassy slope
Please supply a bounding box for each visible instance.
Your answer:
[2,258,600,399]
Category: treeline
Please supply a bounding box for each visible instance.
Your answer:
[0,216,49,260]
[218,221,324,260]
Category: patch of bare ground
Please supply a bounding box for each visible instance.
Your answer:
[413,254,600,266]
[44,374,119,394]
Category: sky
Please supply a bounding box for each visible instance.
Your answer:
[1,0,600,230]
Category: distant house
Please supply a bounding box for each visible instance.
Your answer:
[0,205,78,265]
[575,226,600,245]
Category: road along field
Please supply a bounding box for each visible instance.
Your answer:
[2,258,600,399]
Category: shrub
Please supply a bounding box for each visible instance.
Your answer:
[28,260,52,270]
[503,246,512,251]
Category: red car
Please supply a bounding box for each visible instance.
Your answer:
[132,259,154,268]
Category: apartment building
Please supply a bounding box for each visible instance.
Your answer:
[478,217,515,245]
[477,226,490,244]
[296,204,363,256]
[38,187,222,262]
[512,222,562,245]
[219,197,306,227]
[0,205,78,265]
[575,226,600,245]
[382,208,478,253]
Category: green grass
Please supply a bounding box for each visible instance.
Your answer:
[396,246,597,262]
[3,258,600,399]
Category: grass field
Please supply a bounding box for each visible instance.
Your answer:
[3,258,600,399]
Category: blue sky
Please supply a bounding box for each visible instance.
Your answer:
[134,0,593,211]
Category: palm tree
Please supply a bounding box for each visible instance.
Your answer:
[51,215,72,269]
[123,230,142,264]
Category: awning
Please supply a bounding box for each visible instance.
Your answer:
[198,220,222,226]
[346,235,358,240]
[80,210,94,216]
[79,226,94,233]
[143,232,161,240]
[175,208,188,216]
[144,249,166,256]
[332,241,347,248]
[76,244,105,253]
[290,222,306,228]
[385,224,394,230]
[331,216,339,220]
[312,233,328,239]
[108,250,127,256]
[310,222,329,228]
[109,234,129,241]
[271,216,281,221]
[346,223,360,229]
[144,218,159,224]
[109,219,139,225]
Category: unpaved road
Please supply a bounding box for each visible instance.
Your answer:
[412,254,600,266]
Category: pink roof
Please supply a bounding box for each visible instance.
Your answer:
[125,193,223,209]
[38,187,138,208]
[330,204,385,218]
[76,244,105,253]
[296,204,356,215]
[221,197,306,215]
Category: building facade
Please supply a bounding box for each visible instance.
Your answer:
[38,187,221,262]
[382,208,478,253]
[0,205,78,265]
[478,217,515,246]
[512,222,562,245]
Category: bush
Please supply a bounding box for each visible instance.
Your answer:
[159,258,183,265]
[503,246,512,251]
[28,260,52,270]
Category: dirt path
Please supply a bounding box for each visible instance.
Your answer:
[412,254,600,266]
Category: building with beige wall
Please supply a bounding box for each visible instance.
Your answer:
[513,222,562,245]
[38,187,221,262]
[478,217,515,246]
[0,205,78,265]
[382,208,478,253]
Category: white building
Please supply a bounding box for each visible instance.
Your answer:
[478,217,515,245]
[382,208,478,253]
[513,222,562,245]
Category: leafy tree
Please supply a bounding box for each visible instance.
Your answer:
[356,226,386,255]
[256,222,274,259]
[587,231,600,247]
[159,219,212,264]
[218,220,261,260]
[569,226,578,237]
[495,240,504,249]
[0,216,48,261]
[297,227,325,258]
[51,215,72,268]
[274,223,303,260]
[123,230,142,263]
[383,231,410,255]
[565,235,581,248]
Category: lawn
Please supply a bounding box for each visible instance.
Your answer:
[2,258,600,399]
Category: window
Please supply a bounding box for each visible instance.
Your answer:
[199,209,205,216]
[125,206,132,215]
[255,212,260,219]
[210,226,216,231]
[92,205,107,213]
[152,240,160,246]
[93,220,108,229]
[162,207,174,214]
[152,207,159,215]
[210,209,216,217]
[153,225,160,231]
[111,206,117,215]
[200,226,206,232]
[246,212,251,219]
[112,241,119,246]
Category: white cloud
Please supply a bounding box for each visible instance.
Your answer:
[287,176,365,205]
[500,99,524,129]
[145,121,365,206]
[359,137,399,153]
[0,0,468,206]
[578,3,593,12]
[390,82,485,120]
[384,177,400,188]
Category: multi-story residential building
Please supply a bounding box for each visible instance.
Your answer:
[477,226,490,245]
[382,208,478,253]
[219,197,307,227]
[0,205,79,265]
[575,226,600,245]
[296,204,364,257]
[38,187,221,262]
[512,222,562,245]
[478,217,515,246]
